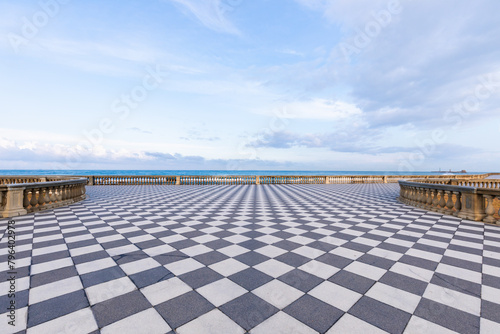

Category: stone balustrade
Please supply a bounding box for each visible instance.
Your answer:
[399,178,500,225]
[0,177,87,218]
[78,173,499,186]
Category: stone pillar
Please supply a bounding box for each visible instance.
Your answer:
[175,176,181,185]
[458,192,486,221]
[325,176,330,184]
[256,176,260,185]
[2,188,28,218]
[483,195,497,224]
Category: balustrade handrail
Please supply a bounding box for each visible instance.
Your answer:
[398,177,500,225]
[0,177,87,218]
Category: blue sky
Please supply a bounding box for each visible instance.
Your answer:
[1,0,499,171]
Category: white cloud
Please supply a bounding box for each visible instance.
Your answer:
[260,99,363,121]
[167,0,240,35]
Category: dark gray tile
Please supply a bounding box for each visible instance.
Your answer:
[178,267,223,289]
[379,271,428,296]
[193,251,229,266]
[284,294,343,333]
[431,273,481,298]
[399,255,439,271]
[234,251,270,266]
[275,252,310,267]
[81,266,126,288]
[130,267,174,289]
[155,291,214,329]
[414,298,480,334]
[316,253,352,269]
[228,268,273,291]
[349,296,411,334]
[278,269,323,293]
[328,270,375,294]
[220,293,278,331]
[153,251,188,265]
[358,254,395,270]
[28,290,89,327]
[482,300,500,323]
[30,266,78,288]
[92,291,151,328]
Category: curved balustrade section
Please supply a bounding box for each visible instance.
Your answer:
[399,178,500,225]
[0,177,87,218]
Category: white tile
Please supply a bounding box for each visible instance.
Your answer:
[319,236,348,246]
[298,260,340,279]
[366,282,421,314]
[32,234,63,243]
[120,258,160,275]
[224,234,251,243]
[197,278,247,307]
[352,237,381,247]
[405,248,443,262]
[450,239,483,250]
[26,307,97,334]
[192,235,219,244]
[164,258,204,276]
[367,247,403,261]
[344,261,386,281]
[141,277,192,305]
[330,246,363,260]
[142,244,175,257]
[86,277,136,305]
[178,309,244,334]
[309,281,361,312]
[483,264,500,277]
[436,263,482,283]
[101,308,171,334]
[251,311,316,334]
[443,249,482,263]
[31,244,68,256]
[209,258,248,276]
[403,315,458,334]
[482,285,500,304]
[76,258,116,275]
[128,234,156,243]
[65,234,94,243]
[287,235,314,245]
[30,257,74,275]
[254,259,294,278]
[106,244,139,256]
[182,244,213,257]
[292,246,325,259]
[253,280,304,309]
[96,234,124,243]
[69,244,104,257]
[480,318,500,334]
[423,284,480,316]
[218,245,250,257]
[255,234,282,244]
[29,276,83,304]
[327,313,388,334]
[159,234,186,243]
[255,245,287,258]
[390,262,434,282]
[0,306,27,334]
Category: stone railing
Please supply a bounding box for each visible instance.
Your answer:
[399,177,500,225]
[0,177,87,218]
[80,173,497,186]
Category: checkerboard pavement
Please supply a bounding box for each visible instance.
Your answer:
[1,184,499,334]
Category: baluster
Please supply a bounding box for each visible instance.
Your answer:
[431,190,439,211]
[484,195,497,224]
[23,190,30,208]
[38,188,47,206]
[445,191,454,215]
[426,189,433,209]
[30,188,39,207]
[438,190,446,213]
[452,191,462,217]
[49,188,56,202]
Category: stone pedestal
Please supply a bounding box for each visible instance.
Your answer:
[2,188,27,218]
[458,193,486,221]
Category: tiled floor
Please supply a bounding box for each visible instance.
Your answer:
[1,184,499,334]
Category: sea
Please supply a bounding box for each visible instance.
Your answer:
[0,170,486,176]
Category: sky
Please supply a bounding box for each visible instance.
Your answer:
[0,0,499,171]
